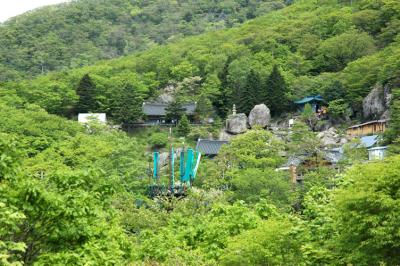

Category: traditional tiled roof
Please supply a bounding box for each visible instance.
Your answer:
[294,95,325,105]
[143,102,196,116]
[196,139,228,155]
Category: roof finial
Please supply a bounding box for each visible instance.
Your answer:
[232,104,237,115]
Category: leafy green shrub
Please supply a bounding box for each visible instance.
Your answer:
[149,133,168,150]
[220,217,302,265]
[187,126,209,141]
[328,99,350,120]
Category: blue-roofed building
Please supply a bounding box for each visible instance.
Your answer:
[359,135,379,148]
[294,95,326,112]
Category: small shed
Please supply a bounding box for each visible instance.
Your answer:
[195,139,228,156]
[347,120,387,137]
[294,95,325,112]
[143,102,196,124]
[78,113,107,124]
[368,146,388,161]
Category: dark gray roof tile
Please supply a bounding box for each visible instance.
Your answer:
[196,139,229,155]
[143,102,196,116]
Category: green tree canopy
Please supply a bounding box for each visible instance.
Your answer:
[75,74,97,114]
[264,65,289,116]
[112,83,143,124]
[333,156,400,265]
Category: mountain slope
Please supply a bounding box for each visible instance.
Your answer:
[4,0,399,122]
[0,0,289,81]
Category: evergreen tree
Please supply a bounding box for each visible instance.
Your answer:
[215,59,232,118]
[113,84,143,124]
[264,65,289,116]
[177,114,191,136]
[237,69,261,114]
[195,94,214,122]
[165,100,185,122]
[75,74,97,113]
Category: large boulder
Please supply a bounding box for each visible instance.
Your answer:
[226,113,248,134]
[219,129,235,141]
[317,127,340,146]
[363,84,391,119]
[248,104,271,128]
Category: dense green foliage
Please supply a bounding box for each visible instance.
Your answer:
[0,91,399,264]
[0,94,149,264]
[1,0,400,264]
[385,88,400,144]
[0,0,289,80]
[333,157,400,264]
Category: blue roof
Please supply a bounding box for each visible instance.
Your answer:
[360,135,378,148]
[294,95,325,105]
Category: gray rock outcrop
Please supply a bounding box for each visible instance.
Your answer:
[226,113,248,134]
[156,84,175,103]
[363,84,391,119]
[248,104,271,128]
[317,127,340,146]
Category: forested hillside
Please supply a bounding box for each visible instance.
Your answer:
[1,0,400,265]
[0,0,289,80]
[3,0,399,123]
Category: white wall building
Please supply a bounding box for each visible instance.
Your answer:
[78,113,107,124]
[368,146,388,161]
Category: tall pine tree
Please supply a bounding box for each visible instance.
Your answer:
[76,74,97,113]
[113,83,143,124]
[237,69,261,115]
[264,65,288,116]
[216,59,232,118]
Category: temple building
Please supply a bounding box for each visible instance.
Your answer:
[142,102,196,124]
[294,95,325,112]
